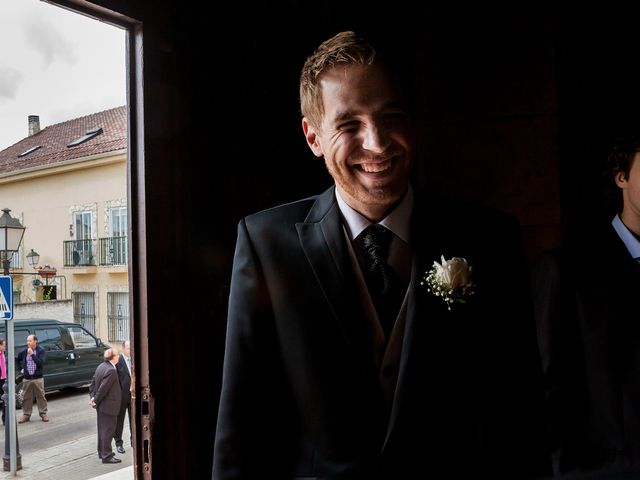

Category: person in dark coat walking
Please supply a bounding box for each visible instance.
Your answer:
[114,340,131,454]
[90,348,122,464]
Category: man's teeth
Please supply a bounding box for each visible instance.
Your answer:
[361,161,391,173]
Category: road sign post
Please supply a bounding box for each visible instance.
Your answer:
[1,275,21,472]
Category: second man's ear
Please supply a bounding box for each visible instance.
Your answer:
[302,118,324,158]
[615,170,628,188]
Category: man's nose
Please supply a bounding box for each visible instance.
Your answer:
[361,123,389,154]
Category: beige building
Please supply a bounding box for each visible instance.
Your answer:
[0,106,129,344]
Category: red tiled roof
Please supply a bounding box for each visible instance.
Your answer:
[0,106,127,175]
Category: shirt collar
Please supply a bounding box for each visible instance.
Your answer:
[612,214,640,259]
[335,185,413,243]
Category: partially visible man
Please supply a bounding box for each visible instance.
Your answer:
[16,334,48,423]
[533,134,640,476]
[114,340,131,454]
[90,348,122,464]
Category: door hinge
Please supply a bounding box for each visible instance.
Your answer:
[140,385,153,479]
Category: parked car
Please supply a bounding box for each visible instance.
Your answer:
[0,319,110,407]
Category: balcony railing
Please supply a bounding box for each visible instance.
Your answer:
[64,237,128,267]
[99,236,128,266]
[63,239,97,267]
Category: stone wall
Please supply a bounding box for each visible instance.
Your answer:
[14,300,73,322]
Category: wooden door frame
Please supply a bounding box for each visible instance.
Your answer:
[42,2,148,478]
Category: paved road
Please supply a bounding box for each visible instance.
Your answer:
[1,386,133,479]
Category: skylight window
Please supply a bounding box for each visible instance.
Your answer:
[67,127,103,147]
[17,145,42,157]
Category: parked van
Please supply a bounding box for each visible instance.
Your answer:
[0,319,110,407]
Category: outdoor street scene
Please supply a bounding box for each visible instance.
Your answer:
[0,387,132,479]
[0,1,132,478]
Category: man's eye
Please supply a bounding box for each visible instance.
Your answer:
[338,121,359,131]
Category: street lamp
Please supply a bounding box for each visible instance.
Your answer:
[26,249,40,269]
[0,209,25,276]
[0,208,24,472]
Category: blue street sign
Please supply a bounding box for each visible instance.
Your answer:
[0,275,13,320]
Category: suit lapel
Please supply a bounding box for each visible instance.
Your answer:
[383,196,463,448]
[296,187,377,366]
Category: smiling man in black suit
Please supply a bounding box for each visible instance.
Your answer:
[213,30,549,479]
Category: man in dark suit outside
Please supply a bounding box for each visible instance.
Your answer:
[114,340,131,454]
[533,135,640,478]
[213,31,549,479]
[90,348,122,464]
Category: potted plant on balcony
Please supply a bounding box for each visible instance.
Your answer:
[37,264,57,279]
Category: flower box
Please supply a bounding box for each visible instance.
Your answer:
[37,269,57,278]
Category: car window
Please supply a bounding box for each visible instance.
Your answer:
[14,329,29,349]
[67,326,98,349]
[34,328,66,351]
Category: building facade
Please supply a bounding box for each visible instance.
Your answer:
[0,106,129,344]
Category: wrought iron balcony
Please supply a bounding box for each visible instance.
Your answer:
[64,239,97,266]
[99,236,128,266]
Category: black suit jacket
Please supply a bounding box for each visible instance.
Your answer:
[533,224,640,478]
[116,355,131,406]
[214,186,549,479]
[90,361,122,416]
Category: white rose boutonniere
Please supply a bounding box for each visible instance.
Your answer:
[420,255,475,310]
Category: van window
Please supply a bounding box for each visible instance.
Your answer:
[34,328,67,351]
[67,326,98,349]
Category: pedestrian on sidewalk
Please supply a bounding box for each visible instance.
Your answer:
[90,348,122,464]
[16,334,48,423]
[114,339,131,454]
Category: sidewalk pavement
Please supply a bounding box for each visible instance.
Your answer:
[1,431,133,480]
[88,466,133,480]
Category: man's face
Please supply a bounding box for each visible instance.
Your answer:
[617,153,640,229]
[303,64,413,216]
[27,336,36,349]
[0,342,5,353]
[123,341,130,357]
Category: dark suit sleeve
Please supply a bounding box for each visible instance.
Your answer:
[213,219,295,479]
[532,250,585,475]
[33,347,45,368]
[90,372,96,398]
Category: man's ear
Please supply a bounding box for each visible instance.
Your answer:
[615,170,628,188]
[302,117,324,157]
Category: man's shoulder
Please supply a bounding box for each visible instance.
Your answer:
[116,357,128,372]
[96,361,110,374]
[242,189,331,232]
[247,194,322,221]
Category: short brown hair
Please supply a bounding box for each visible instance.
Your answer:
[300,31,377,129]
[605,134,640,212]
